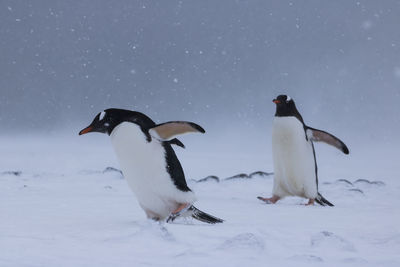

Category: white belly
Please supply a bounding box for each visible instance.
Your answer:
[110,122,196,219]
[271,117,317,198]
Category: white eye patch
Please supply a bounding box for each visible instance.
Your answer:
[99,111,106,120]
[286,95,292,102]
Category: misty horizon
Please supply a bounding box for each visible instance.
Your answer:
[1,1,399,142]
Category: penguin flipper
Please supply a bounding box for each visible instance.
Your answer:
[306,126,349,154]
[315,193,334,206]
[167,138,185,148]
[149,121,205,141]
[166,205,224,224]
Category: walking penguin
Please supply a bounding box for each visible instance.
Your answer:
[80,108,223,223]
[258,95,349,206]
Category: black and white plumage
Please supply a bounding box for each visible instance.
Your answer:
[259,95,349,206]
[79,108,223,224]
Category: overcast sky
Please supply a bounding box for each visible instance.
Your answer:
[1,1,399,140]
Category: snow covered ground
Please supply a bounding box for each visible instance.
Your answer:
[1,134,399,267]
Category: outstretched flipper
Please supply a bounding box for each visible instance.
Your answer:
[166,205,224,224]
[306,126,349,154]
[315,193,334,206]
[149,121,205,141]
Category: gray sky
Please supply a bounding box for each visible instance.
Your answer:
[1,0,399,140]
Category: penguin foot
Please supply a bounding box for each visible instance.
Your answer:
[166,203,191,223]
[305,199,315,206]
[257,195,280,204]
[173,203,191,214]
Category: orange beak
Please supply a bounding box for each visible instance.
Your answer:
[273,99,281,104]
[79,126,93,135]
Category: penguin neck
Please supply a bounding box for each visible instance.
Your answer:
[275,105,304,124]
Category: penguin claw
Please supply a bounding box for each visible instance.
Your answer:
[166,213,179,223]
[257,196,271,203]
[166,204,192,223]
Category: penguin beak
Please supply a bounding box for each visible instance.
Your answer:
[79,126,94,135]
[273,99,281,104]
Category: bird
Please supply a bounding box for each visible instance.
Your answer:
[258,95,349,206]
[79,108,223,224]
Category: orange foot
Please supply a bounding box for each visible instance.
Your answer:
[257,195,280,204]
[305,199,315,206]
[166,203,191,223]
[172,203,190,214]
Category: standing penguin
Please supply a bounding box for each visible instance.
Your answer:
[258,95,349,206]
[79,108,223,224]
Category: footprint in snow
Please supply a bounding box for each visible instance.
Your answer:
[1,171,22,176]
[341,257,368,264]
[348,188,364,194]
[78,167,123,178]
[218,233,265,251]
[288,254,323,262]
[103,220,175,243]
[311,231,356,252]
[103,167,123,175]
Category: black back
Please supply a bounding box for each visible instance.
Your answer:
[163,143,191,192]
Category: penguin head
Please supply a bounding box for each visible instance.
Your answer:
[79,108,155,136]
[273,95,294,106]
[273,95,303,121]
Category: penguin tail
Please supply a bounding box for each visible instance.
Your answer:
[315,193,334,207]
[167,205,224,224]
[188,205,224,224]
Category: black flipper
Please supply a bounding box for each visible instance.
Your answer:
[166,205,224,224]
[315,193,334,207]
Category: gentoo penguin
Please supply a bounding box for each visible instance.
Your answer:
[258,95,349,206]
[79,108,223,224]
